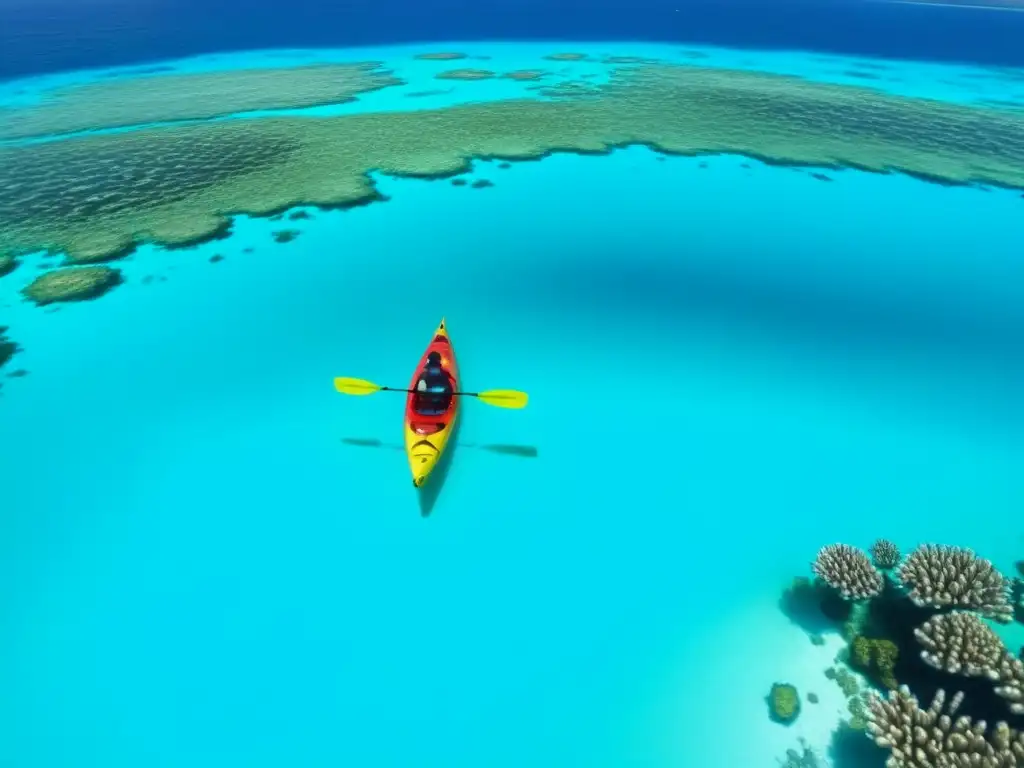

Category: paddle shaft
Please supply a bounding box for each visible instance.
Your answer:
[381,387,484,398]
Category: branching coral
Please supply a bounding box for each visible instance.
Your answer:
[896,545,1014,623]
[992,655,1024,715]
[864,685,1024,767]
[813,544,884,600]
[871,539,902,570]
[914,612,1008,678]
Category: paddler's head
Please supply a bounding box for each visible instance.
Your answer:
[426,352,442,372]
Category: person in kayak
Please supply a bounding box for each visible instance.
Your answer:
[413,352,454,416]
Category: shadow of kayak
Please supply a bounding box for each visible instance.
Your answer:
[417,418,460,519]
[340,437,538,458]
[340,432,537,519]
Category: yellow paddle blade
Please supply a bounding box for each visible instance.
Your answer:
[477,389,529,409]
[333,377,383,396]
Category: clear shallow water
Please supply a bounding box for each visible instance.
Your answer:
[1,42,1024,768]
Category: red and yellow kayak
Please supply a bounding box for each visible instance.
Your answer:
[404,318,460,488]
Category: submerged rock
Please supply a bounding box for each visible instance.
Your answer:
[768,682,800,724]
[22,266,123,306]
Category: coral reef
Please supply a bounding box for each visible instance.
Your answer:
[435,69,495,80]
[22,266,123,305]
[871,539,901,570]
[502,70,547,81]
[4,63,1024,263]
[0,253,17,277]
[814,544,885,600]
[0,63,403,140]
[791,539,1024,767]
[603,55,660,64]
[864,686,1024,767]
[770,683,801,724]
[414,52,468,60]
[896,545,1014,622]
[543,52,589,61]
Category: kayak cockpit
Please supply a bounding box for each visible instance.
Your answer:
[412,354,456,417]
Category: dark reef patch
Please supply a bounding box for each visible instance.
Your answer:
[0,253,17,277]
[843,70,882,81]
[209,254,224,263]
[405,88,453,98]
[0,326,19,373]
[470,179,494,189]
[272,229,300,243]
[99,65,176,79]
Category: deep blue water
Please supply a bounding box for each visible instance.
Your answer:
[3,0,1024,80]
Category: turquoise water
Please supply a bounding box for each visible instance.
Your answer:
[1,42,1024,768]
